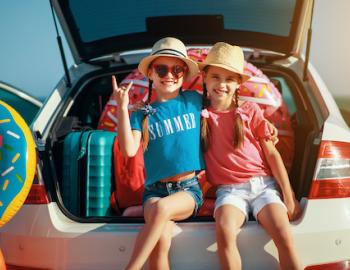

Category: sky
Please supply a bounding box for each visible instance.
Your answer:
[0,1,349,103]
[0,1,73,100]
[311,0,350,101]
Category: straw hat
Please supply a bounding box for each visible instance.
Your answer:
[198,42,251,82]
[138,37,199,80]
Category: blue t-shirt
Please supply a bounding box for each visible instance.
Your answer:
[130,91,205,186]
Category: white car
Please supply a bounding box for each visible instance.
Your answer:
[0,81,42,125]
[1,0,350,269]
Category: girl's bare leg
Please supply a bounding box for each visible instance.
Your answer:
[125,192,195,270]
[149,221,174,270]
[257,204,301,270]
[215,205,246,270]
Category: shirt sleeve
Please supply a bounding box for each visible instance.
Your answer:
[250,103,273,140]
[130,110,143,131]
[184,90,203,109]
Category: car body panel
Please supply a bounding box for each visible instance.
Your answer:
[306,62,350,141]
[32,63,99,139]
[0,81,42,125]
[2,198,350,269]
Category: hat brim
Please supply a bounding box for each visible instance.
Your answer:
[138,55,199,81]
[198,62,251,83]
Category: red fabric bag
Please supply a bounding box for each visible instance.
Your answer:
[111,138,145,209]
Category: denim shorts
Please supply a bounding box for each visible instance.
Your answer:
[142,176,203,216]
[215,176,287,221]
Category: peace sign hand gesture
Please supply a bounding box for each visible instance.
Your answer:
[112,75,133,110]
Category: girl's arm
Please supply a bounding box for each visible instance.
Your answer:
[264,119,279,145]
[112,76,141,157]
[260,139,302,221]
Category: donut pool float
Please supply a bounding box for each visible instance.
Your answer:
[0,100,36,227]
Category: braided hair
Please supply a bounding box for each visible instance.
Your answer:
[141,80,153,151]
[200,68,211,151]
[233,87,244,149]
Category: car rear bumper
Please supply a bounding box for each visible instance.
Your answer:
[1,200,350,270]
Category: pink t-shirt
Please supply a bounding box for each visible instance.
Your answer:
[204,101,273,185]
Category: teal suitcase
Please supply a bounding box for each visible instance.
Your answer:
[62,130,116,217]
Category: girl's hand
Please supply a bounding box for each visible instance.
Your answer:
[112,75,133,110]
[284,195,302,221]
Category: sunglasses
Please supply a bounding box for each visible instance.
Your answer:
[152,64,187,78]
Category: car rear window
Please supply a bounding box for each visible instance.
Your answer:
[69,0,296,42]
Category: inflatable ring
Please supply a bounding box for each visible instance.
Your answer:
[0,100,36,227]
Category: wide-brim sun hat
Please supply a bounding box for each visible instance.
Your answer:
[198,42,251,82]
[138,37,199,81]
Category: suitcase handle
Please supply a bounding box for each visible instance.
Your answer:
[78,131,92,160]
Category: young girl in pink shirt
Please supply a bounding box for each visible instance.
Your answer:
[200,42,302,270]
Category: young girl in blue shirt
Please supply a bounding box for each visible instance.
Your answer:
[113,37,204,270]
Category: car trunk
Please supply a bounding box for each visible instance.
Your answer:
[25,55,322,269]
[47,0,319,221]
[8,30,333,266]
[44,53,321,223]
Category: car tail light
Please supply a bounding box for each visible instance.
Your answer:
[309,141,350,199]
[304,260,350,270]
[24,161,49,204]
[6,264,51,270]
[24,184,49,204]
